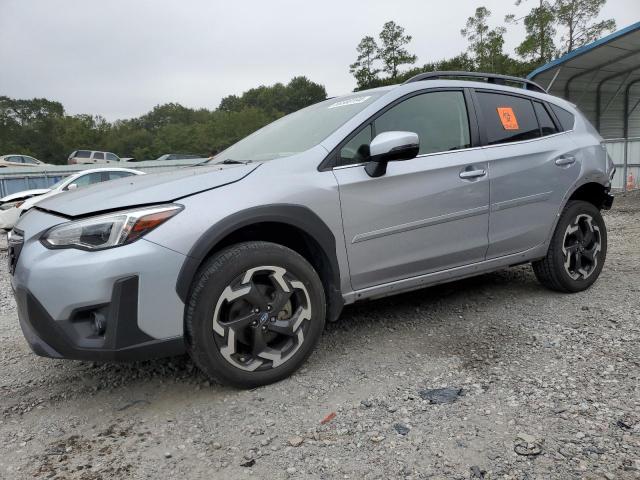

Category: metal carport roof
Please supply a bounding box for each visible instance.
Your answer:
[528,21,640,139]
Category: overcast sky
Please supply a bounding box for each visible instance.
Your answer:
[1,0,637,120]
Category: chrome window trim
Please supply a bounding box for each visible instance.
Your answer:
[331,129,573,171]
[480,129,572,150]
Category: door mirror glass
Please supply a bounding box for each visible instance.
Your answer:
[66,183,78,190]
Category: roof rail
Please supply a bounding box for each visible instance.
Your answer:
[403,71,547,93]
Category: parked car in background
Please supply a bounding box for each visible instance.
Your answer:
[0,154,47,168]
[0,188,51,208]
[68,150,134,165]
[0,167,143,230]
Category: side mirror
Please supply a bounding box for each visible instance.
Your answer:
[67,183,78,190]
[365,131,420,178]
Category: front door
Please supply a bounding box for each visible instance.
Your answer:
[333,90,490,291]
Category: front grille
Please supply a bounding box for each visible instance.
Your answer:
[7,228,24,275]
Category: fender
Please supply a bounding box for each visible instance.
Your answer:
[175,204,344,320]
[543,177,612,249]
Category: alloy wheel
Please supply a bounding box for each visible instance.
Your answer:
[561,214,602,280]
[212,265,311,371]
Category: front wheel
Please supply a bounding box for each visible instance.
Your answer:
[532,200,607,293]
[185,241,326,388]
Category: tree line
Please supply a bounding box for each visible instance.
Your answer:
[0,0,615,164]
[0,77,327,164]
[350,0,615,89]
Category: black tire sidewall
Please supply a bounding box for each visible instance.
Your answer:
[186,242,326,388]
[550,201,607,292]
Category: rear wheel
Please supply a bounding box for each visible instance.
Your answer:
[185,241,326,388]
[532,200,607,293]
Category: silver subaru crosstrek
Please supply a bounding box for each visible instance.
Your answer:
[9,72,615,388]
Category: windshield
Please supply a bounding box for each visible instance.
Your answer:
[216,92,384,162]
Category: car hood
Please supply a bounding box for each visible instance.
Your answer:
[1,188,50,203]
[34,163,260,217]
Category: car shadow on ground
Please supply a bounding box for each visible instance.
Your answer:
[4,266,544,411]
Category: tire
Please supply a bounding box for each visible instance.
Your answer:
[185,241,326,388]
[532,200,607,293]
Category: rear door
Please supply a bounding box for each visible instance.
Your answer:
[473,89,581,258]
[106,152,119,163]
[22,156,39,166]
[333,89,490,291]
[92,152,105,164]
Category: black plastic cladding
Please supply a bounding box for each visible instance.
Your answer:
[175,204,344,322]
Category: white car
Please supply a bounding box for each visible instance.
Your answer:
[0,167,144,230]
[0,188,51,206]
[0,154,48,168]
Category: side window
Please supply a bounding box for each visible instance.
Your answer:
[108,171,132,180]
[105,152,118,161]
[93,152,105,161]
[22,156,38,164]
[533,102,559,136]
[550,104,575,131]
[89,172,107,184]
[70,174,92,188]
[9,156,23,163]
[476,91,541,145]
[339,124,373,165]
[375,91,471,155]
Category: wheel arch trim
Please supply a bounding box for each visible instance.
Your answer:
[543,180,611,249]
[175,204,344,321]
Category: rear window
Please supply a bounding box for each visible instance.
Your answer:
[476,91,541,145]
[75,150,91,158]
[550,104,575,131]
[108,171,134,180]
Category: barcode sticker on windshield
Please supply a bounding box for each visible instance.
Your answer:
[328,96,371,109]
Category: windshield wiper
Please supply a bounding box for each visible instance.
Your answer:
[218,159,251,164]
[188,158,252,168]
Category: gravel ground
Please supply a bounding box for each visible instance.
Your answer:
[1,192,639,480]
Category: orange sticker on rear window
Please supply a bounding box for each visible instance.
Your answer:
[497,107,519,130]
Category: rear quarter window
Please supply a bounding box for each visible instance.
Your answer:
[550,104,575,131]
[533,102,559,136]
[75,150,91,158]
[476,91,541,145]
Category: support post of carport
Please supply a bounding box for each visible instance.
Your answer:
[623,79,640,191]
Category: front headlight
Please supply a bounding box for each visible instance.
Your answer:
[0,200,24,210]
[41,204,182,251]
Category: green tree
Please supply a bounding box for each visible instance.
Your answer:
[462,7,491,67]
[349,36,381,89]
[378,21,417,78]
[218,77,326,115]
[507,0,557,65]
[554,0,615,53]
[462,7,507,72]
[284,76,327,113]
[138,103,200,130]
